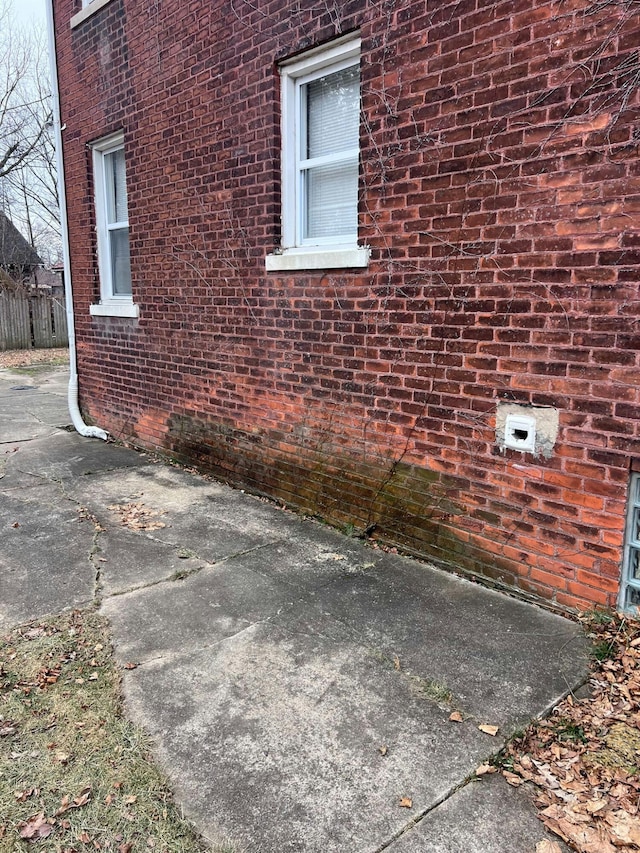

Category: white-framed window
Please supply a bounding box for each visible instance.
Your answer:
[621,472,640,612]
[266,36,370,272]
[70,0,117,30]
[89,132,138,318]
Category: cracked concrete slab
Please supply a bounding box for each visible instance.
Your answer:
[0,364,590,853]
[120,619,495,853]
[0,490,96,630]
[222,521,387,593]
[0,368,70,442]
[67,465,303,563]
[95,527,208,597]
[0,389,69,442]
[306,558,586,725]
[101,556,305,663]
[386,772,570,852]
[2,431,148,482]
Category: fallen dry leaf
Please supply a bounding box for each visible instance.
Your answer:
[476,763,496,775]
[503,770,522,787]
[18,812,54,841]
[378,745,388,756]
[449,710,463,722]
[584,798,608,815]
[74,787,92,807]
[604,809,640,845]
[478,724,499,736]
[535,841,563,853]
[0,721,17,737]
[14,788,37,802]
[22,626,45,639]
[55,795,71,815]
[399,797,412,808]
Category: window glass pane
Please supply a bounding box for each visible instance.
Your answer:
[105,148,128,224]
[304,161,358,239]
[110,227,131,294]
[630,546,640,581]
[632,508,640,544]
[626,583,640,611]
[306,65,359,160]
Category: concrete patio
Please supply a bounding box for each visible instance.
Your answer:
[0,363,585,852]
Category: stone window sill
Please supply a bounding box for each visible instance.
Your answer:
[265,246,370,272]
[90,301,139,318]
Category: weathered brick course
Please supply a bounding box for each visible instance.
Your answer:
[54,0,640,611]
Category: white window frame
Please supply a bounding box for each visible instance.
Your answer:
[70,0,115,29]
[620,471,640,613]
[89,132,138,318]
[266,36,370,272]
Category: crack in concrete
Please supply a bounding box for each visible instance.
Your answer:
[89,522,106,606]
[10,463,109,607]
[100,536,290,602]
[0,436,51,445]
[371,776,477,853]
[23,407,69,427]
[100,531,283,598]
[121,612,283,668]
[370,674,589,852]
[101,561,212,600]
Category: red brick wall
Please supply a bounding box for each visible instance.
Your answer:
[55,0,640,611]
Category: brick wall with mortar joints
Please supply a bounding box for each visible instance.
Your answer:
[54,0,640,611]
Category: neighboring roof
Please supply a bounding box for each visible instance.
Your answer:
[0,213,42,269]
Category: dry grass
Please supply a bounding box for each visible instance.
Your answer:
[0,610,208,853]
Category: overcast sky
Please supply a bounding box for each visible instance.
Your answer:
[11,0,47,31]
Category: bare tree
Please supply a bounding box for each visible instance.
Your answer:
[0,0,60,263]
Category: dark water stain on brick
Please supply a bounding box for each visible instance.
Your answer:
[164,411,536,603]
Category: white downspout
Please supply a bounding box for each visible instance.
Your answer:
[45,0,108,440]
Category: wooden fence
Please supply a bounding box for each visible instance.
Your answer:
[0,290,68,351]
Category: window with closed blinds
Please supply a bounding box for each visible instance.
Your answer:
[301,64,359,241]
[267,37,369,270]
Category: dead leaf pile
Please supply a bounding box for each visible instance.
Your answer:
[502,612,640,852]
[0,347,69,369]
[107,502,167,531]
